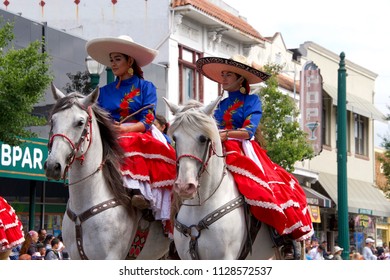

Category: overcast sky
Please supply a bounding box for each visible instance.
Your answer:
[223,0,390,146]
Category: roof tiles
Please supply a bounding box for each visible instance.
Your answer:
[171,0,264,40]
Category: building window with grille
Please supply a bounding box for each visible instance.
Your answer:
[354,114,368,156]
[178,45,203,103]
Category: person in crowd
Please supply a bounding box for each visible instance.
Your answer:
[37,229,47,245]
[309,244,325,260]
[304,246,313,260]
[154,114,172,144]
[86,35,176,235]
[332,245,343,260]
[362,237,377,260]
[195,55,313,258]
[376,247,387,260]
[43,234,54,251]
[35,243,46,260]
[44,238,61,260]
[19,230,39,257]
[0,196,25,260]
[321,240,331,259]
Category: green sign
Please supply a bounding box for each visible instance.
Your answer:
[0,138,49,181]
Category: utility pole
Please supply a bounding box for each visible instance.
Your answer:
[337,52,350,259]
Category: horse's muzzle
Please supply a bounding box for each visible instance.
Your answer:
[44,160,62,181]
[174,181,198,199]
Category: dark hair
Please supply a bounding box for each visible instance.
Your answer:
[155,114,169,134]
[123,54,144,79]
[43,234,54,244]
[51,238,60,247]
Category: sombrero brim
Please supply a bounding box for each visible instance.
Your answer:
[196,57,270,85]
[86,36,158,67]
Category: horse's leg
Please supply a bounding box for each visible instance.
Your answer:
[136,220,170,260]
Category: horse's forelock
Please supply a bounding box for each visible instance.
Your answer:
[169,105,219,142]
[50,92,85,115]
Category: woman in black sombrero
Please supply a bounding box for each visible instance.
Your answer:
[196,55,313,257]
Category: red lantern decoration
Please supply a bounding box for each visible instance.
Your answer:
[3,0,10,9]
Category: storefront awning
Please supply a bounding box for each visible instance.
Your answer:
[323,83,385,122]
[317,172,390,217]
[302,187,332,208]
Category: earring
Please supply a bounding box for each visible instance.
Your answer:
[128,67,134,75]
[240,86,246,94]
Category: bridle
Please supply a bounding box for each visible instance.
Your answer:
[175,138,227,205]
[176,138,214,181]
[174,136,245,259]
[47,104,100,185]
[47,102,119,260]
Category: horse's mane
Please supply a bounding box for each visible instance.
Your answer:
[168,100,219,142]
[50,93,132,209]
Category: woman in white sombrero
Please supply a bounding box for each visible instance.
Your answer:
[196,56,313,257]
[86,35,176,235]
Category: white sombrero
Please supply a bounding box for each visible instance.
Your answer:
[86,35,158,67]
[196,55,270,85]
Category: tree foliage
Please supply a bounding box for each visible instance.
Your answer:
[378,107,390,198]
[258,63,314,171]
[0,18,52,146]
[63,70,94,95]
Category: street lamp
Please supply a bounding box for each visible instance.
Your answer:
[85,56,105,89]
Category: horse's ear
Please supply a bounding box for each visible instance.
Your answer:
[83,87,100,106]
[163,97,180,115]
[202,96,222,116]
[51,82,66,100]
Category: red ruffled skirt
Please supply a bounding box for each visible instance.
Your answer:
[118,130,176,188]
[224,140,313,241]
[0,196,25,252]
[117,130,176,236]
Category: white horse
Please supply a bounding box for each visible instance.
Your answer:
[44,84,170,259]
[165,97,279,260]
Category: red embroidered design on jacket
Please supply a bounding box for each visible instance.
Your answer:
[222,99,244,129]
[120,86,141,118]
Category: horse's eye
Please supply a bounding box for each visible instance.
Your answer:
[172,135,176,142]
[77,120,85,127]
[199,135,208,143]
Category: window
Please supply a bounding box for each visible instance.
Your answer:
[354,114,368,156]
[178,45,203,103]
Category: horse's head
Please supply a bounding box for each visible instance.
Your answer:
[44,83,99,181]
[164,97,222,200]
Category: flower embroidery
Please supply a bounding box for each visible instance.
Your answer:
[119,86,140,119]
[242,116,254,130]
[145,110,154,125]
[222,99,244,129]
